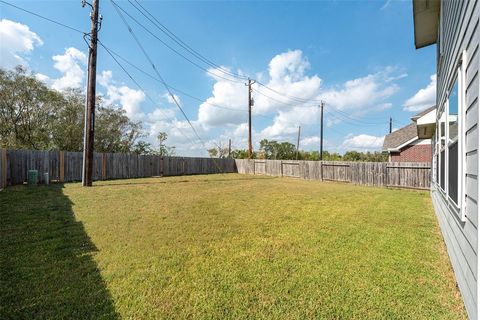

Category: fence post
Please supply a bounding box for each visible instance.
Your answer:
[102,153,107,180]
[280,160,283,177]
[1,149,7,189]
[59,151,65,183]
[320,161,323,181]
[382,162,387,187]
[160,157,164,176]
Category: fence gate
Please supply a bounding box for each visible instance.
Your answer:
[253,161,266,175]
[281,162,300,178]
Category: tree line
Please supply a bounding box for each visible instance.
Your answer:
[0,66,174,155]
[2,66,386,162]
[213,139,388,162]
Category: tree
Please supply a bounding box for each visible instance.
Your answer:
[207,142,229,158]
[51,88,85,152]
[94,100,143,153]
[259,139,296,160]
[0,66,64,149]
[0,66,146,153]
[132,141,154,155]
[157,132,175,156]
[230,149,250,159]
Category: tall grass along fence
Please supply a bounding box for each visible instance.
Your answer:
[0,149,235,189]
[235,159,431,190]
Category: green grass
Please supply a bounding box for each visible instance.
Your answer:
[0,174,466,319]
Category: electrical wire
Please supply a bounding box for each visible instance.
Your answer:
[110,0,244,84]
[110,0,227,169]
[98,40,197,144]
[96,43,289,123]
[129,0,249,81]
[0,0,85,34]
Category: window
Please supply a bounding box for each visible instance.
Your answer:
[448,79,459,204]
[435,51,466,221]
[439,108,446,191]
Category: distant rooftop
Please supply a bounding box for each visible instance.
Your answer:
[383,123,418,151]
[411,105,436,121]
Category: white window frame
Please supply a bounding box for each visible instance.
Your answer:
[459,50,467,220]
[444,51,467,221]
[437,105,447,193]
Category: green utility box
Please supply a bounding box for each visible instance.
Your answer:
[27,170,38,186]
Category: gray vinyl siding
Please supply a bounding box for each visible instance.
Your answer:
[433,0,479,318]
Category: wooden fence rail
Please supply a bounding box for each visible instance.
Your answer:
[0,149,236,188]
[235,159,431,189]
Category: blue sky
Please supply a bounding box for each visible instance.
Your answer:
[0,0,436,156]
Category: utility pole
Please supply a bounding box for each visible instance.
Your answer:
[228,139,231,158]
[296,126,301,160]
[319,102,324,161]
[389,117,392,133]
[82,0,100,187]
[246,78,256,158]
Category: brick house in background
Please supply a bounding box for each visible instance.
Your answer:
[382,106,435,163]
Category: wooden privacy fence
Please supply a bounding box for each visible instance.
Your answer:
[0,149,236,188]
[0,149,430,190]
[235,159,431,189]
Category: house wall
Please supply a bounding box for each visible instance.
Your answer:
[433,0,479,318]
[390,142,432,163]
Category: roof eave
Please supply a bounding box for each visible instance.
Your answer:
[413,0,440,49]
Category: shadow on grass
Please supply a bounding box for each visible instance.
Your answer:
[0,184,118,319]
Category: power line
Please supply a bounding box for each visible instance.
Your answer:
[0,0,85,34]
[110,0,203,142]
[96,43,279,121]
[129,0,249,81]
[98,41,197,144]
[110,0,387,128]
[256,81,324,104]
[110,0,226,168]
[110,0,244,84]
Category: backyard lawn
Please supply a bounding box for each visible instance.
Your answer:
[0,174,466,319]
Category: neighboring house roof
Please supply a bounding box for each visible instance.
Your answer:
[411,105,436,121]
[383,123,418,151]
[412,0,440,49]
[414,105,437,138]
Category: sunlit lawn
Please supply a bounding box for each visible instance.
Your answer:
[0,174,466,319]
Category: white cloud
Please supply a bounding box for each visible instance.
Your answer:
[300,136,320,148]
[51,47,87,91]
[341,134,384,150]
[0,19,43,68]
[35,47,87,91]
[98,70,146,119]
[403,74,436,112]
[198,70,247,127]
[319,68,400,113]
[254,50,322,114]
[261,105,319,139]
[195,50,402,155]
[381,0,393,10]
[163,93,182,106]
